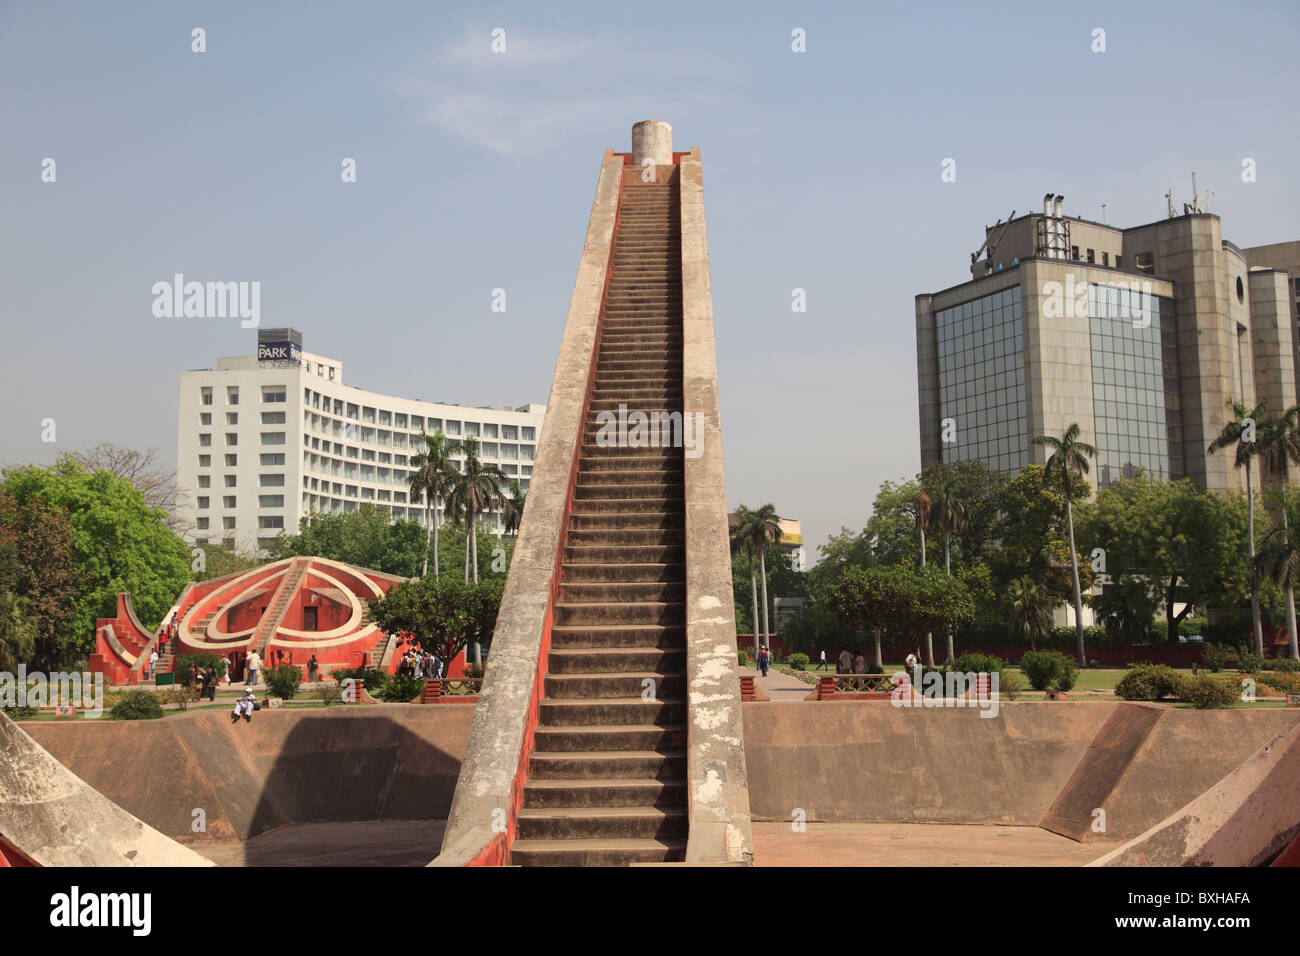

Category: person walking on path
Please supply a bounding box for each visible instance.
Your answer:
[148,649,158,680]
[246,649,263,686]
[853,650,866,674]
[837,648,852,674]
[757,645,770,678]
[307,655,318,683]
[817,649,828,671]
[220,656,231,684]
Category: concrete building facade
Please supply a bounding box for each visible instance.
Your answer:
[917,197,1298,494]
[177,329,546,554]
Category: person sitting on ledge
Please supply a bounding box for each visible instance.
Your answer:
[231,687,256,723]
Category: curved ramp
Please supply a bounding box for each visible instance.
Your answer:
[1091,713,1300,867]
[0,712,212,867]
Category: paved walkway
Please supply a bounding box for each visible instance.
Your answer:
[738,666,814,703]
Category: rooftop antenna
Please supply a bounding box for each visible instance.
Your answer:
[1165,187,1175,219]
[1183,172,1214,214]
[970,209,1015,274]
[1101,202,1106,224]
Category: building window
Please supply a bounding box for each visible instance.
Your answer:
[198,475,211,488]
[199,433,212,447]
[260,453,285,466]
[222,496,236,509]
[227,412,238,426]
[258,495,284,508]
[227,387,239,406]
[225,454,237,466]
[200,413,212,426]
[1135,252,1155,275]
[198,497,210,509]
[226,433,238,446]
[262,432,286,445]
[1101,252,1109,267]
[224,475,237,488]
[501,424,517,440]
[262,411,286,425]
[263,388,287,403]
[1070,246,1080,260]
[260,474,285,487]
[201,388,213,406]
[1085,249,1095,263]
[258,516,284,529]
[196,517,209,530]
[522,426,536,441]
[222,516,236,530]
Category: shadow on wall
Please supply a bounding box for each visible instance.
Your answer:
[24,706,474,849]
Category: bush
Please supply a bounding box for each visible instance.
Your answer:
[1265,658,1300,674]
[866,662,883,674]
[1200,642,1238,673]
[998,670,1026,700]
[1248,671,1300,696]
[738,651,748,667]
[1179,617,1207,639]
[379,673,426,702]
[317,683,342,706]
[162,684,196,710]
[1020,651,1077,691]
[787,653,810,671]
[952,652,1005,675]
[1115,663,1184,701]
[330,666,391,695]
[110,690,164,720]
[262,663,302,700]
[1180,675,1237,709]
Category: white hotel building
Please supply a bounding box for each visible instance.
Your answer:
[176,329,547,554]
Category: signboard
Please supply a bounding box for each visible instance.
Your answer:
[258,340,302,364]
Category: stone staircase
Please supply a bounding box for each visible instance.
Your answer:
[510,169,688,866]
[253,558,309,657]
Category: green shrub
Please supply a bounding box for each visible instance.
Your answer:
[1265,658,1300,674]
[952,652,1005,674]
[738,651,748,667]
[1179,617,1207,639]
[380,673,426,702]
[110,690,164,720]
[330,665,391,695]
[787,653,810,671]
[1236,651,1267,673]
[1200,642,1237,673]
[1180,675,1236,709]
[1020,651,1076,691]
[998,670,1026,700]
[1115,663,1184,701]
[317,683,342,706]
[866,662,884,674]
[263,663,302,700]
[1249,671,1300,695]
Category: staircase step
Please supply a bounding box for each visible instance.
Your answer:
[558,560,683,582]
[539,697,686,725]
[528,750,686,780]
[522,778,686,809]
[543,671,685,699]
[533,722,687,749]
[516,807,687,841]
[509,837,686,867]
[550,624,685,649]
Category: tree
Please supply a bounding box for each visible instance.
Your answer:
[502,480,527,538]
[1078,476,1249,644]
[989,465,1090,608]
[2,458,190,662]
[929,475,967,663]
[193,544,262,582]
[1033,423,1097,665]
[1258,494,1300,660]
[69,443,187,533]
[408,431,456,578]
[732,504,783,651]
[367,577,503,676]
[1208,399,1269,656]
[912,490,935,665]
[445,437,507,585]
[827,564,973,665]
[1257,405,1300,660]
[731,548,805,634]
[1004,576,1052,651]
[0,592,36,674]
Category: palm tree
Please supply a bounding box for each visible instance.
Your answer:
[1258,493,1300,661]
[913,490,934,665]
[1257,405,1300,660]
[1033,423,1096,666]
[408,430,455,578]
[732,504,783,653]
[1005,576,1052,652]
[1208,399,1269,656]
[502,480,527,538]
[931,475,967,663]
[445,436,508,585]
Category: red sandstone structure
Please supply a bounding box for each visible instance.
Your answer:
[88,556,450,685]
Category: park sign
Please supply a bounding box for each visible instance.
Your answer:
[257,339,302,364]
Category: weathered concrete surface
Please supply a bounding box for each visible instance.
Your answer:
[1093,712,1300,866]
[434,148,624,866]
[631,120,672,167]
[202,820,445,867]
[0,711,212,866]
[753,822,1120,867]
[1040,702,1162,840]
[26,705,472,847]
[680,147,753,865]
[741,702,1298,836]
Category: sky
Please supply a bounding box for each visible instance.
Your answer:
[2,0,1298,560]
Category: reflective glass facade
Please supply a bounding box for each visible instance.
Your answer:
[1088,283,1179,489]
[937,286,1027,473]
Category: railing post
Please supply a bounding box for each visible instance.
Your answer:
[818,676,836,700]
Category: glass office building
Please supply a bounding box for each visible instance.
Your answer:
[936,286,1027,473]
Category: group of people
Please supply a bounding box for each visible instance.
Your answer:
[823,647,924,674]
[399,648,445,680]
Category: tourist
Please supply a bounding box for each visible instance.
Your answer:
[202,666,217,702]
[247,649,263,686]
[905,649,919,676]
[817,649,827,671]
[148,649,158,679]
[836,648,852,674]
[220,655,231,684]
[853,650,866,674]
[231,687,256,723]
[757,645,770,678]
[307,655,318,683]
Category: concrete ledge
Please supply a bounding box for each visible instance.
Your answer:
[436,148,624,864]
[680,147,754,865]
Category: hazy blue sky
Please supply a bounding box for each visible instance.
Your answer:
[3,0,1298,558]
